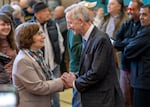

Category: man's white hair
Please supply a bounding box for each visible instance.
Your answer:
[65,4,90,22]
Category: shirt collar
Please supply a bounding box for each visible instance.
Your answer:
[83,24,94,41]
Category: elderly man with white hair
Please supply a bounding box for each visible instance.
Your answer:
[61,3,124,107]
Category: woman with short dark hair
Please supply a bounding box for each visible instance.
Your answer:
[12,22,64,107]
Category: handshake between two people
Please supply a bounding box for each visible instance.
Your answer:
[61,72,76,89]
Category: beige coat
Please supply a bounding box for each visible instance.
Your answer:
[12,50,64,107]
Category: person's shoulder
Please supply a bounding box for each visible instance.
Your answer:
[121,19,133,27]
[103,13,110,21]
[27,16,36,23]
[94,26,106,36]
[92,27,108,40]
[141,26,150,34]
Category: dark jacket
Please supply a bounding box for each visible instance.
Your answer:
[124,26,150,89]
[114,19,142,70]
[0,53,11,84]
[75,26,124,107]
[29,17,61,64]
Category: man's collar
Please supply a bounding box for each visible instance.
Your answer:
[83,24,94,41]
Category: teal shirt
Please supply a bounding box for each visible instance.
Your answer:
[67,30,82,73]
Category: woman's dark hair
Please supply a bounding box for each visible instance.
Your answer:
[117,0,124,12]
[141,4,150,13]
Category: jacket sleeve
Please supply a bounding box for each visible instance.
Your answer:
[114,21,129,51]
[124,32,150,59]
[75,36,113,92]
[13,58,64,95]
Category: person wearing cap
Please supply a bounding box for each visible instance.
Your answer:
[61,4,124,107]
[0,4,17,27]
[78,1,97,22]
[28,2,64,107]
[23,0,37,21]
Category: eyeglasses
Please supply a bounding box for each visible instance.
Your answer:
[0,23,11,26]
[126,7,137,11]
[36,31,43,35]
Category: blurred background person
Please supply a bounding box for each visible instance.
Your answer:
[124,4,150,107]
[54,5,68,74]
[0,13,17,83]
[0,4,15,26]
[11,4,25,27]
[23,0,37,21]
[18,0,28,10]
[94,7,104,27]
[12,22,65,107]
[10,0,19,5]
[99,0,128,78]
[114,0,143,107]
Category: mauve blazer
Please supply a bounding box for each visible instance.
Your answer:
[75,26,124,107]
[12,50,64,107]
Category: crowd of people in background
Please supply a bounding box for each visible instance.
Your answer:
[0,0,150,107]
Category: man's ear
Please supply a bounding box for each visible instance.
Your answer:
[78,18,84,26]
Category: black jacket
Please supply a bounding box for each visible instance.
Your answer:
[124,26,150,89]
[75,26,123,107]
[0,53,11,84]
[114,19,142,70]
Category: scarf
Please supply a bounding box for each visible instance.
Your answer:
[26,49,54,80]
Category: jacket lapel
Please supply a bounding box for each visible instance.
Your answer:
[79,27,97,72]
[21,50,47,80]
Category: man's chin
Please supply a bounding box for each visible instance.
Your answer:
[128,15,133,19]
[73,31,78,35]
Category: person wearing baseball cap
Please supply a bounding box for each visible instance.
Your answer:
[78,1,97,22]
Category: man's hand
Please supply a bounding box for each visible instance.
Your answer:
[61,72,76,88]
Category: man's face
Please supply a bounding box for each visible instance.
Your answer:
[140,7,150,27]
[66,11,82,35]
[35,8,51,23]
[54,6,64,19]
[127,1,140,20]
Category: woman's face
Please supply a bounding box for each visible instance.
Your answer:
[107,0,121,15]
[0,20,11,38]
[30,31,45,50]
